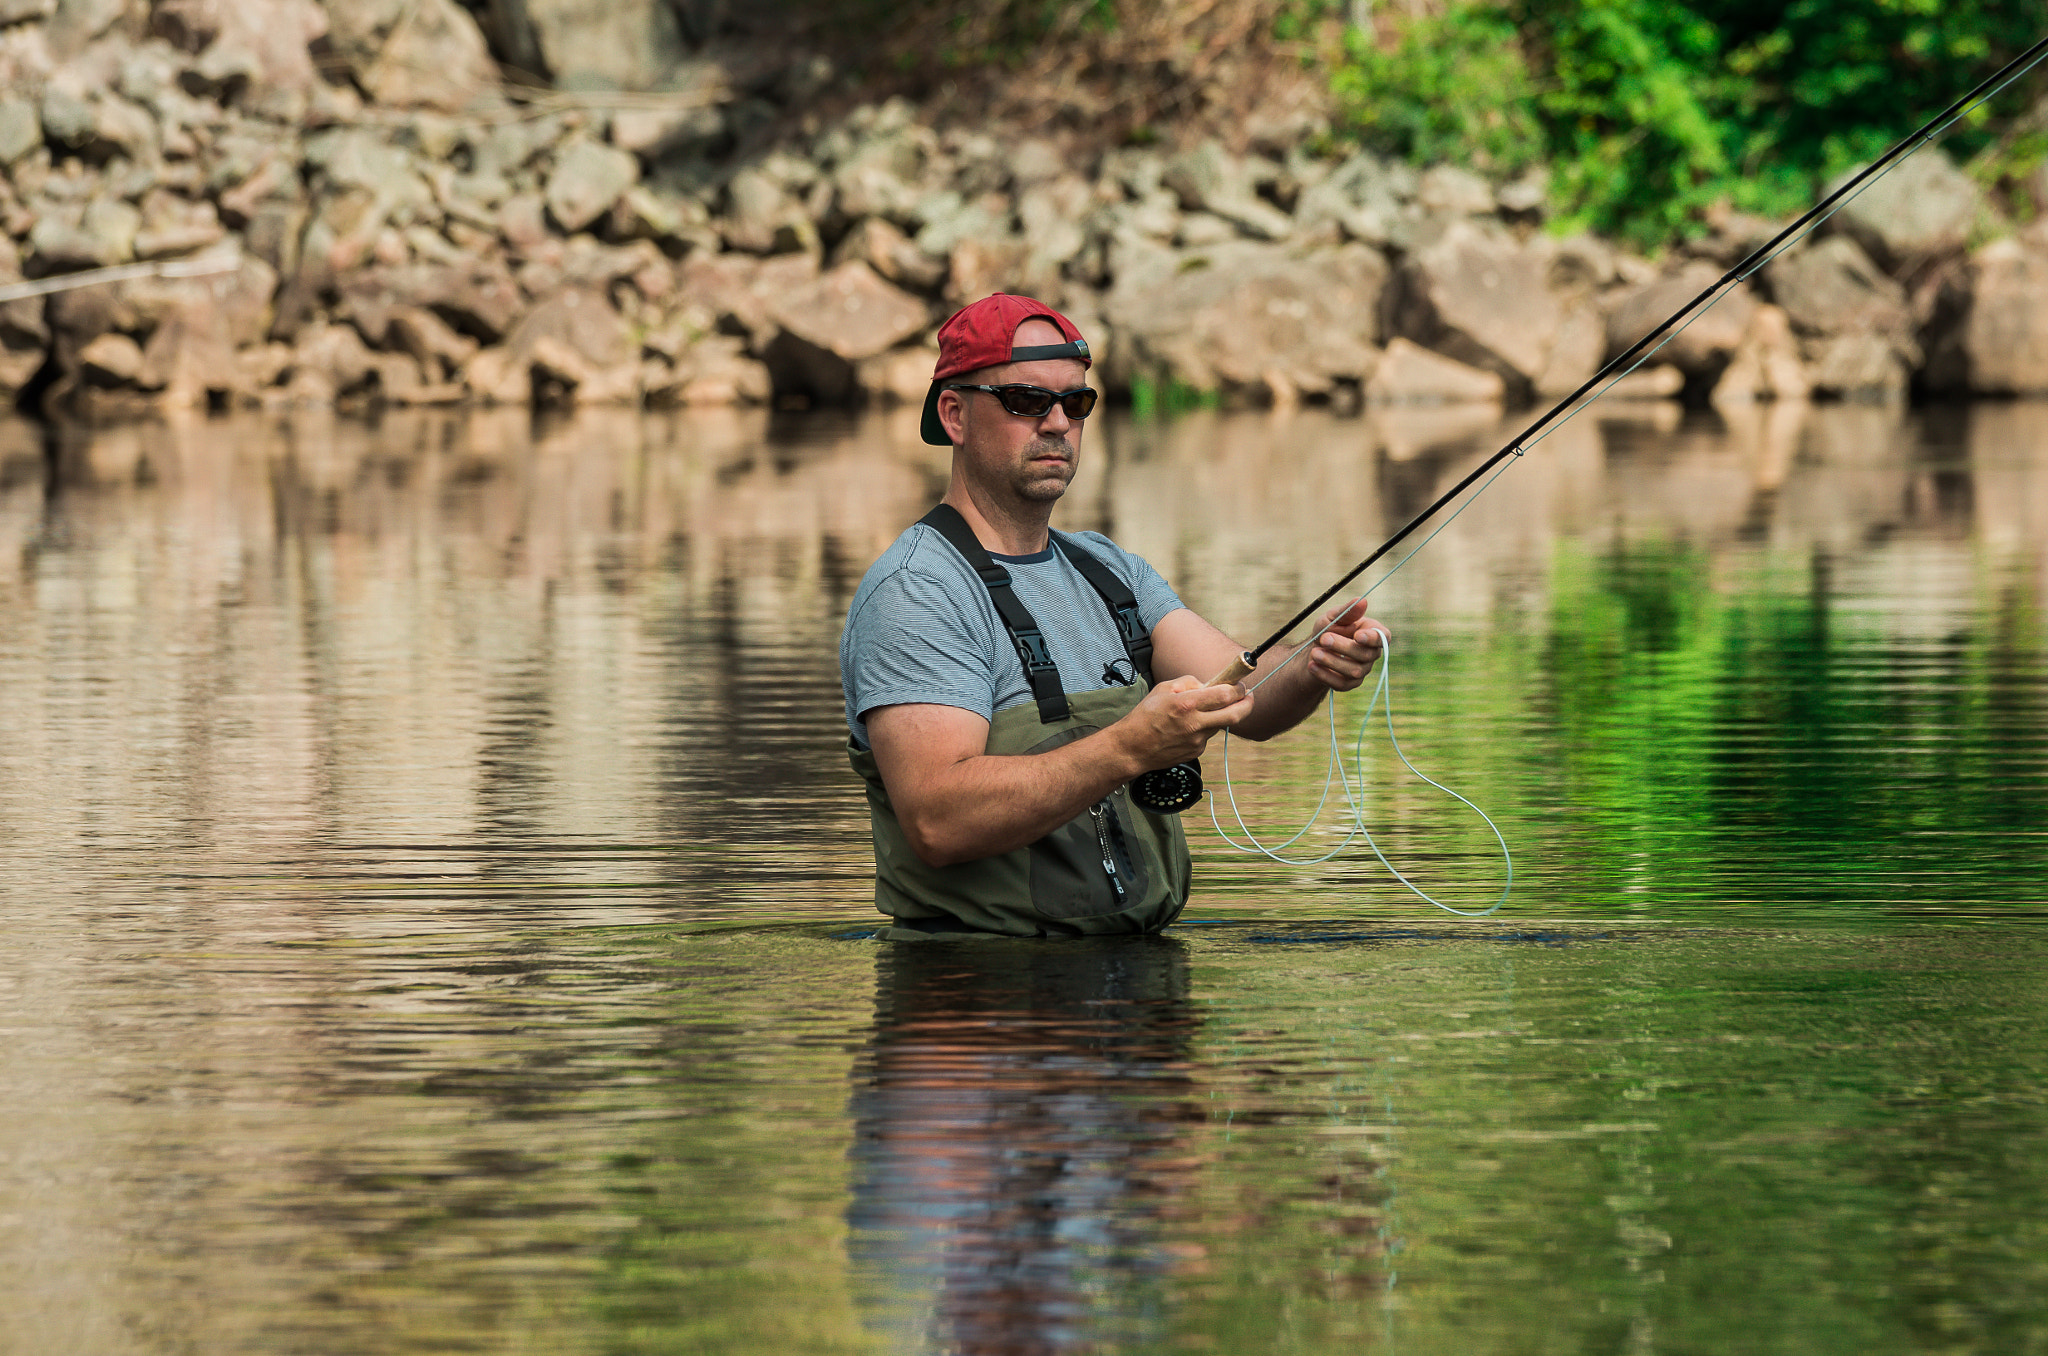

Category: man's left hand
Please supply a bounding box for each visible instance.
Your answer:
[1302,599,1387,693]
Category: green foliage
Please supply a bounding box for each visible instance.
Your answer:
[1317,0,2048,249]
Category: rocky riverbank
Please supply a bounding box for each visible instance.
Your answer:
[3,0,2047,420]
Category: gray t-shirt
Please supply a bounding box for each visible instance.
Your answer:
[841,523,1186,748]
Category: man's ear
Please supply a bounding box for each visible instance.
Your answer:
[937,388,969,445]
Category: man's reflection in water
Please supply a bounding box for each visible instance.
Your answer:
[847,937,1201,1356]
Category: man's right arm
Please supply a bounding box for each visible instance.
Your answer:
[866,677,1254,868]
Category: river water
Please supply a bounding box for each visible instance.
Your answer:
[1,401,2044,1354]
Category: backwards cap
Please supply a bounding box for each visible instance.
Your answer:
[920,294,1091,446]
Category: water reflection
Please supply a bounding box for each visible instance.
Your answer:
[0,400,2045,926]
[849,939,1202,1355]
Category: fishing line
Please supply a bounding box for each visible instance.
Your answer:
[1198,32,2048,908]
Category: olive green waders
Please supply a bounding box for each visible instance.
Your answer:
[847,685,1193,938]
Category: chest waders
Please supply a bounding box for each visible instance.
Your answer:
[846,505,1195,938]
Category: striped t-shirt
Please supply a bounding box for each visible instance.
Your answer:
[841,523,1186,748]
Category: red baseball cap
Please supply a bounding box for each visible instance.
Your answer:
[920,294,1092,445]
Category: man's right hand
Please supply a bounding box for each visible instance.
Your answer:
[1112,675,1255,772]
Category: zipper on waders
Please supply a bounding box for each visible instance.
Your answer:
[1089,799,1127,901]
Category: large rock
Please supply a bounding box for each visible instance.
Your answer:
[321,0,501,111]
[502,0,691,90]
[1365,337,1503,404]
[1925,237,2048,395]
[545,137,639,234]
[1161,141,1292,241]
[1106,240,1387,400]
[1386,219,1560,396]
[1765,237,1913,345]
[1827,151,1981,272]
[340,259,525,343]
[1711,304,1811,405]
[150,0,328,94]
[466,285,638,405]
[1604,261,1757,381]
[832,217,945,291]
[0,99,38,165]
[756,260,926,403]
[1293,150,1414,246]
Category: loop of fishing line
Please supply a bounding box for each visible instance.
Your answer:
[1209,626,1512,918]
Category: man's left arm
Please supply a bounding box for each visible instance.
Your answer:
[1149,600,1386,742]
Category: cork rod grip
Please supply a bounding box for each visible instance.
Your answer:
[1208,651,1255,687]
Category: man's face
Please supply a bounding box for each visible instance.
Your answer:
[939,318,1090,507]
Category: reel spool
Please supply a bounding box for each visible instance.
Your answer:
[1131,759,1203,814]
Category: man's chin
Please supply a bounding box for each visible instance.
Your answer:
[1018,474,1070,503]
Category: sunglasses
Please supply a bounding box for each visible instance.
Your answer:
[945,383,1099,420]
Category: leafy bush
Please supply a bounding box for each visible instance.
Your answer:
[1320,0,2048,250]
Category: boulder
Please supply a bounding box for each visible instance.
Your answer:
[611,104,725,157]
[756,260,926,403]
[1387,219,1561,396]
[137,298,240,407]
[1365,338,1504,404]
[1710,304,1811,405]
[856,345,938,403]
[945,237,1030,307]
[0,295,49,402]
[1827,151,1981,272]
[465,285,639,405]
[78,331,145,387]
[1416,165,1495,215]
[1293,150,1413,246]
[321,0,501,111]
[1803,333,1908,400]
[509,0,691,91]
[384,304,478,378]
[766,261,926,362]
[645,335,771,406]
[830,123,930,221]
[340,259,525,343]
[0,0,53,23]
[832,217,946,292]
[150,0,328,94]
[721,166,818,255]
[285,321,382,404]
[1599,364,1686,400]
[133,190,226,259]
[29,197,141,268]
[674,251,776,348]
[545,137,639,234]
[1923,237,2048,394]
[1604,262,1757,380]
[1106,240,1387,400]
[1765,237,1914,346]
[1161,141,1292,241]
[0,99,38,165]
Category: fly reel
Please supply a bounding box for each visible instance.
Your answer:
[1131,759,1203,814]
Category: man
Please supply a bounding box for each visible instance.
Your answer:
[841,293,1386,938]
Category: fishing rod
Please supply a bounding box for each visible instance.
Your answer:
[1206,29,2048,688]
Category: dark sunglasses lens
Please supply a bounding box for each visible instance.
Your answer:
[994,386,1097,419]
[994,387,1057,418]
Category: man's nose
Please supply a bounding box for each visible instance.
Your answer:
[1040,399,1072,433]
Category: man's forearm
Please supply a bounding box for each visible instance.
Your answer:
[1232,643,1332,741]
[899,729,1144,866]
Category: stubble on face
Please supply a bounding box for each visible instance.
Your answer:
[1013,432,1076,502]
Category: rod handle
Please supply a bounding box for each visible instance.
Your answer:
[1208,651,1255,687]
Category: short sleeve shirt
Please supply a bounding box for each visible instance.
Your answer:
[841,523,1185,748]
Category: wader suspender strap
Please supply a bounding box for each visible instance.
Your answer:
[919,505,1070,722]
[1051,534,1154,686]
[916,505,1156,725]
